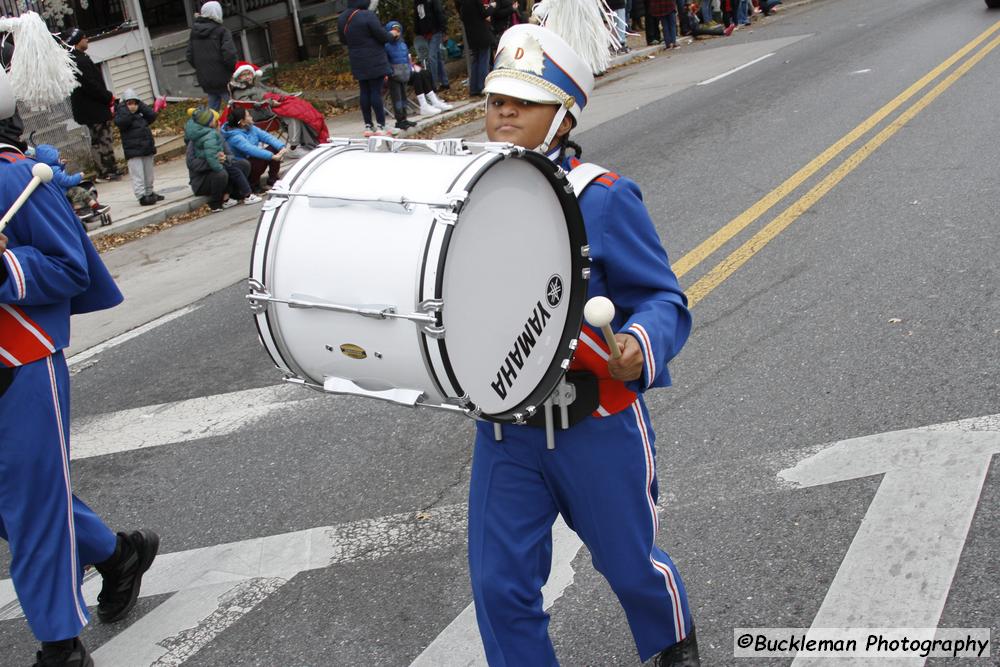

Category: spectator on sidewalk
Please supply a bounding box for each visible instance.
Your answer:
[221,106,286,193]
[114,88,163,207]
[490,0,518,43]
[65,28,122,182]
[184,106,258,210]
[338,0,395,137]
[385,20,453,129]
[457,0,495,96]
[650,0,679,48]
[228,62,327,152]
[686,2,735,36]
[30,143,110,219]
[413,0,450,90]
[186,1,238,111]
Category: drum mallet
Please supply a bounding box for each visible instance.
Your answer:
[584,296,622,360]
[0,163,54,233]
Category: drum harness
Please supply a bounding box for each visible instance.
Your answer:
[495,161,611,450]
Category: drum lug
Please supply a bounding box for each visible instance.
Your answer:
[419,298,444,314]
[247,278,270,314]
[568,338,579,351]
[580,244,590,258]
[513,412,527,425]
[422,324,446,339]
[261,195,285,212]
[436,211,458,226]
[581,267,591,280]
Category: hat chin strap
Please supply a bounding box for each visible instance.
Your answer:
[535,105,569,154]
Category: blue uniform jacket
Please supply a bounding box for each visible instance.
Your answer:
[0,152,123,367]
[563,153,691,396]
[221,124,284,162]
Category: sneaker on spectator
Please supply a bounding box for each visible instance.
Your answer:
[376,125,396,136]
[723,23,735,36]
[363,124,376,137]
[242,193,263,205]
[221,198,239,209]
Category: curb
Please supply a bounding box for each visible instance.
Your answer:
[87,195,209,240]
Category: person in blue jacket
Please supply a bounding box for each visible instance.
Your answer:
[468,23,701,667]
[0,93,158,667]
[30,144,109,219]
[221,105,287,193]
[337,0,395,137]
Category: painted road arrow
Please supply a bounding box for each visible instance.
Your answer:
[779,414,1000,666]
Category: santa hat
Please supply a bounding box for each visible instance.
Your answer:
[232,61,262,80]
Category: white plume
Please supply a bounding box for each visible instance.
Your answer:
[0,12,79,109]
[532,0,620,74]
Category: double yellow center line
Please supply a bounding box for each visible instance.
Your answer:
[673,20,1000,308]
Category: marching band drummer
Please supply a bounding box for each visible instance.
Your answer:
[467,18,699,667]
[0,18,158,667]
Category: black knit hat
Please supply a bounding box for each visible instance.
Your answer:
[65,28,85,46]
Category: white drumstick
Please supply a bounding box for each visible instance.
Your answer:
[584,296,622,360]
[0,163,54,233]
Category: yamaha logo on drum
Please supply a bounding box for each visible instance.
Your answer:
[490,299,553,400]
[546,275,564,308]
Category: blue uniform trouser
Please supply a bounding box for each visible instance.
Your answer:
[469,399,692,665]
[0,352,117,641]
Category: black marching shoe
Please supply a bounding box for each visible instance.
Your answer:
[138,194,157,206]
[152,192,165,201]
[655,627,701,666]
[94,529,160,623]
[34,638,93,667]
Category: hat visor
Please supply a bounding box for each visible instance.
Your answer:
[483,74,563,106]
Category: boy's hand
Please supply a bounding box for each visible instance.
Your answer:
[607,334,645,382]
[0,232,7,253]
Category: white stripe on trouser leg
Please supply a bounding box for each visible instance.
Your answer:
[47,357,88,627]
[631,401,685,642]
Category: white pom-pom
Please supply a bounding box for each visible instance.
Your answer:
[0,12,80,109]
[584,296,615,328]
[532,0,620,74]
[32,162,54,183]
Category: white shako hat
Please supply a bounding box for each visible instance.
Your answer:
[483,24,596,152]
[484,24,594,126]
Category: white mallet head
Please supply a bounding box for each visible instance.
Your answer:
[584,296,615,328]
[31,162,54,183]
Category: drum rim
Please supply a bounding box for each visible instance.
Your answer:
[425,149,589,423]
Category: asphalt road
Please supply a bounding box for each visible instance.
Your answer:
[2,0,999,665]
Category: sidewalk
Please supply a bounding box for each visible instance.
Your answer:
[84,34,693,241]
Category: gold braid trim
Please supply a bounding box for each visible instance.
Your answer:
[484,69,576,110]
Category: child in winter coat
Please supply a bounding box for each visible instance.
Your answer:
[384,19,452,130]
[30,143,110,218]
[184,106,258,209]
[221,105,286,192]
[114,88,161,206]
